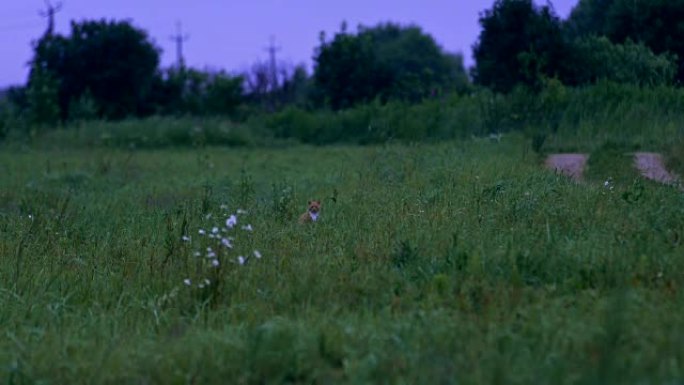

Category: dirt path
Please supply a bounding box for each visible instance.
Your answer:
[545,154,588,182]
[633,152,680,186]
[544,152,681,188]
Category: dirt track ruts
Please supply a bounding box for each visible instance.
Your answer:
[544,152,681,188]
[633,152,680,186]
[545,154,588,182]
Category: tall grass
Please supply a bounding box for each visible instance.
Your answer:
[4,82,684,157]
[1,135,683,383]
[2,116,271,149]
[666,138,684,175]
[259,82,684,151]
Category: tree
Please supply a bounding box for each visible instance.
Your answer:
[243,60,272,107]
[203,71,244,115]
[566,0,684,83]
[278,65,311,107]
[472,0,567,92]
[313,22,469,109]
[243,61,311,110]
[150,67,244,116]
[30,19,160,120]
[566,36,676,86]
[564,0,616,38]
[26,64,60,127]
[605,0,684,83]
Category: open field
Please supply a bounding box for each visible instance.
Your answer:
[1,134,683,384]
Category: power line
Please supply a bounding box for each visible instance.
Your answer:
[169,21,189,69]
[264,35,281,91]
[38,0,63,37]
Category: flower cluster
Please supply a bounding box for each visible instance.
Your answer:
[604,177,614,191]
[180,205,262,289]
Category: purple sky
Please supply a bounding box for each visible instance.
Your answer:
[0,0,577,87]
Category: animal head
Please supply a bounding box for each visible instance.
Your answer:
[308,200,321,214]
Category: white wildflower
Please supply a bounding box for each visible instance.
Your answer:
[212,259,220,267]
[181,235,191,242]
[220,204,228,210]
[183,278,192,286]
[212,227,219,234]
[237,256,246,265]
[207,251,216,258]
[204,278,211,286]
[205,213,212,220]
[604,178,614,191]
[198,229,206,235]
[226,214,237,228]
[193,251,201,257]
[198,283,205,289]
[208,233,216,239]
[221,237,233,248]
[241,224,253,232]
[237,209,248,214]
[253,250,262,259]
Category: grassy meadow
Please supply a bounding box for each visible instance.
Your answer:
[1,127,683,384]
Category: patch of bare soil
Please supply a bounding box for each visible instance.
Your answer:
[545,154,589,182]
[633,152,680,186]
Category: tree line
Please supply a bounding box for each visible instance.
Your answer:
[2,0,683,128]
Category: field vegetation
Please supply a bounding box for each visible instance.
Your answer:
[1,119,683,383]
[2,0,684,383]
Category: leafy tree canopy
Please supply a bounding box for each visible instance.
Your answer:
[566,36,676,87]
[30,19,160,120]
[313,22,469,109]
[472,0,567,92]
[566,0,684,83]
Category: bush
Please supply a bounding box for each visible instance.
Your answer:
[567,36,677,87]
[6,82,684,152]
[29,116,267,149]
[313,22,470,109]
[665,138,684,176]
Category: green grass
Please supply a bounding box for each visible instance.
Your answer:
[1,133,683,384]
[665,138,684,176]
[4,82,684,154]
[584,141,641,184]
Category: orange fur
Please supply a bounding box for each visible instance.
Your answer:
[299,200,321,224]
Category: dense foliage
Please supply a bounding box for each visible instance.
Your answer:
[472,0,680,91]
[3,3,684,383]
[565,36,677,87]
[566,0,684,83]
[1,135,683,383]
[1,0,684,136]
[152,68,244,117]
[313,23,470,109]
[472,0,568,91]
[30,20,160,120]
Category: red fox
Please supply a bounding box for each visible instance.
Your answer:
[299,200,321,224]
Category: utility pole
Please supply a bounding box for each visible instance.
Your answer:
[39,0,62,37]
[169,21,190,70]
[264,36,281,92]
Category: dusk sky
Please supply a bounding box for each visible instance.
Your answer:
[0,0,577,87]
